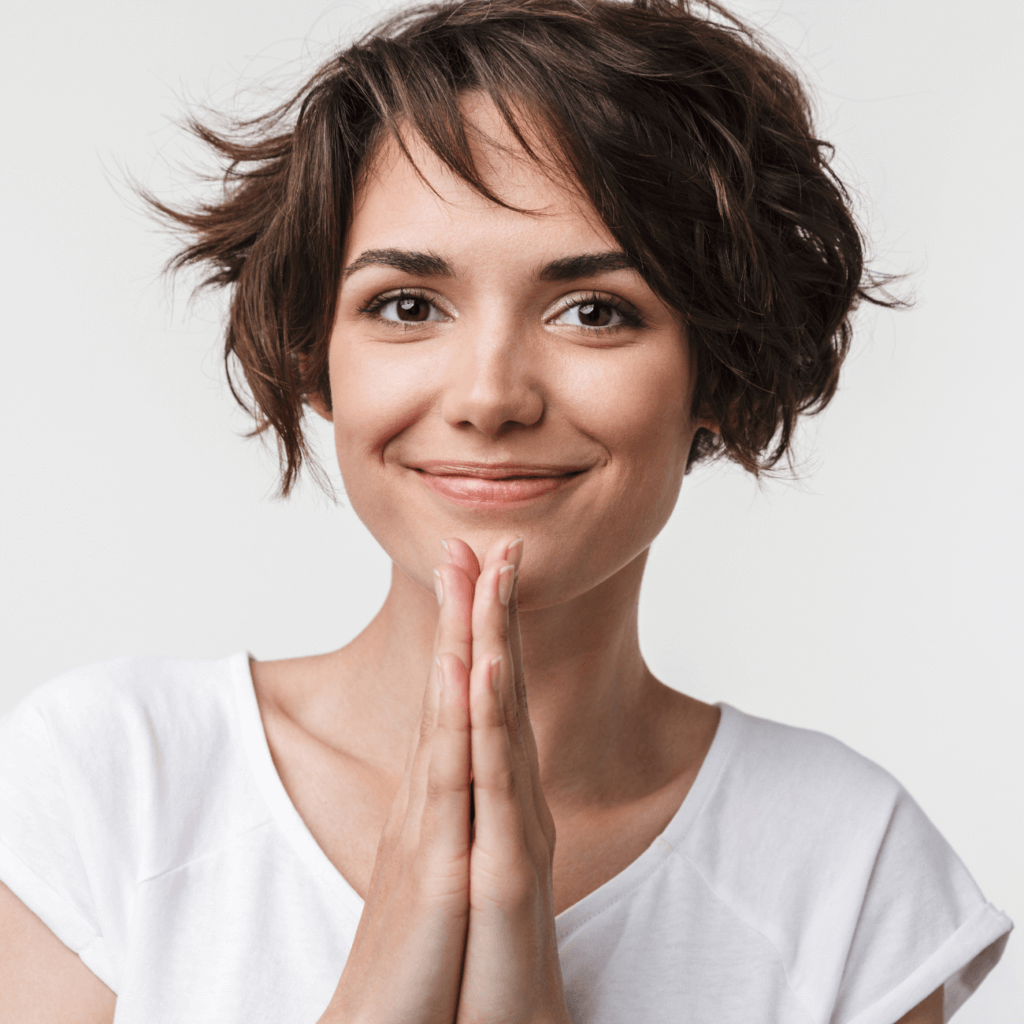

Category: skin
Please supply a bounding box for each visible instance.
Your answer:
[0,97,943,1024]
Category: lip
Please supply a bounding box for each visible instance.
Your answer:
[409,461,591,508]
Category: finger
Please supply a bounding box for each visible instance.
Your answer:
[483,534,522,575]
[504,564,544,794]
[421,652,472,865]
[469,556,516,702]
[469,551,537,823]
[476,541,553,850]
[502,564,555,849]
[469,652,525,860]
[471,538,527,759]
[404,562,475,827]
[432,562,475,694]
[442,537,481,584]
[470,534,522,668]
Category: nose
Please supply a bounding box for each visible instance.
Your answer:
[440,322,545,436]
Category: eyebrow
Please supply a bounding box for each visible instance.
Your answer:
[342,248,453,281]
[341,248,636,282]
[538,251,635,281]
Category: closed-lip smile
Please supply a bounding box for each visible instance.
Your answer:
[407,460,592,508]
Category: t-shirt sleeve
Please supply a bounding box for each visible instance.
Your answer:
[0,696,117,990]
[828,784,1011,1024]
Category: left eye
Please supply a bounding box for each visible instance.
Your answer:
[377,296,447,323]
[553,301,625,329]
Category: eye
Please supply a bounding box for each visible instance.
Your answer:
[369,293,449,324]
[551,295,644,330]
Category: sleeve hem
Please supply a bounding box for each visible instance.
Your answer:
[845,902,1013,1024]
[0,837,117,992]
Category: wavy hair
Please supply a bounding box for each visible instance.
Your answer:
[147,0,900,495]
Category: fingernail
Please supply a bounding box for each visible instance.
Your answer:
[433,569,444,606]
[435,655,445,692]
[489,656,502,693]
[441,538,452,562]
[506,537,524,569]
[497,564,515,606]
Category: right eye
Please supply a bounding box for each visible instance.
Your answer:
[374,294,448,323]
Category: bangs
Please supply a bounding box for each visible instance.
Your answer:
[144,0,900,496]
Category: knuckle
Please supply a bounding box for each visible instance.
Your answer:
[424,772,451,805]
[477,762,517,800]
[424,758,469,805]
[477,691,506,729]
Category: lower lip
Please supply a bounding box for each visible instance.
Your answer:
[416,472,580,508]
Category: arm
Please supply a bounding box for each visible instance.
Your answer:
[896,986,943,1024]
[0,880,115,1024]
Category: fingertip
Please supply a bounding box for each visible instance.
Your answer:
[505,536,524,570]
[467,649,491,711]
[497,564,516,606]
[470,651,505,710]
[484,534,511,569]
[437,652,472,713]
[443,537,481,582]
[436,649,467,677]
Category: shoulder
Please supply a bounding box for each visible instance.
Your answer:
[13,648,258,800]
[704,703,905,835]
[0,653,267,992]
[14,651,245,734]
[681,703,933,902]
[9,653,252,784]
[674,704,1011,1024]
[1,652,267,880]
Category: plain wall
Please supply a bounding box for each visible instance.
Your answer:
[1,0,1020,1018]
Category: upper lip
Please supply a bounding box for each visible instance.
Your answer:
[408,460,591,479]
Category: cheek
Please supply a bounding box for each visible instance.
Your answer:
[566,346,693,468]
[328,339,434,471]
[576,346,695,549]
[327,343,438,575]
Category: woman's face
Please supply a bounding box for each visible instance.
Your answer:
[326,99,707,609]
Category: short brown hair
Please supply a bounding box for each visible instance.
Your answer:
[149,0,898,495]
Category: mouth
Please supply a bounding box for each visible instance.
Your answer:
[408,461,591,508]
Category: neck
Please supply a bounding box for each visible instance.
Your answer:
[341,547,681,810]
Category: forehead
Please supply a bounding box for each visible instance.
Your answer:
[344,97,618,272]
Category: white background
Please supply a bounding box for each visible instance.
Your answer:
[1,0,1020,1018]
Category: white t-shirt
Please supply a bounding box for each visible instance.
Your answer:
[0,653,1011,1024]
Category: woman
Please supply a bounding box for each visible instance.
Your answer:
[0,1,1011,1021]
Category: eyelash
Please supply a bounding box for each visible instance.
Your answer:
[560,292,648,330]
[357,289,443,321]
[357,289,648,331]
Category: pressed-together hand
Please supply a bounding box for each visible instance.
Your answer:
[446,536,569,1024]
[320,535,570,1024]
[322,544,477,1024]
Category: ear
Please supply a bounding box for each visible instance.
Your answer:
[685,342,721,436]
[305,390,334,423]
[298,352,333,422]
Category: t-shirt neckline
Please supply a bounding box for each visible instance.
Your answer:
[231,652,365,920]
[229,650,739,938]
